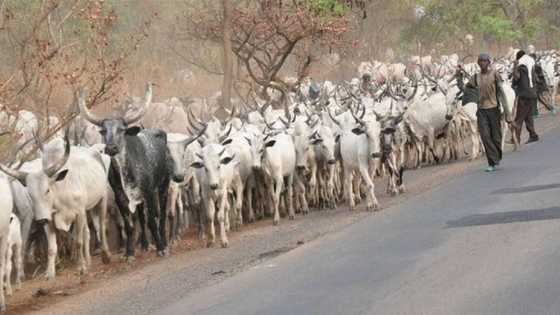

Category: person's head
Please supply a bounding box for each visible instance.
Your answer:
[477,53,491,72]
[529,53,537,60]
[362,73,371,83]
[516,50,526,61]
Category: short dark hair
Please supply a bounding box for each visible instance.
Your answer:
[516,50,526,60]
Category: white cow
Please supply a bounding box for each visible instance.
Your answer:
[332,108,382,211]
[4,214,23,297]
[249,132,296,225]
[192,144,237,247]
[0,174,13,311]
[0,137,111,279]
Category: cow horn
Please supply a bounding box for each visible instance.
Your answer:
[0,163,28,185]
[279,117,290,129]
[351,107,366,126]
[218,124,233,143]
[218,147,226,156]
[406,80,419,102]
[43,129,71,178]
[124,82,153,125]
[180,123,207,148]
[327,107,342,127]
[77,88,104,126]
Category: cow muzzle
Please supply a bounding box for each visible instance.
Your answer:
[210,183,219,190]
[172,174,185,183]
[445,114,453,120]
[371,152,382,159]
[327,159,336,165]
[105,144,119,156]
[35,218,49,226]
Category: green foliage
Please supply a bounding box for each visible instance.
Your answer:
[307,0,348,17]
[397,0,553,52]
[477,15,520,42]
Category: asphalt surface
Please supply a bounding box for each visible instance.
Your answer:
[157,126,560,315]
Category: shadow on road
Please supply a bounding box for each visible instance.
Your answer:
[446,207,560,228]
[491,183,560,195]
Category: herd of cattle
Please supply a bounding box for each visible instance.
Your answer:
[0,48,558,311]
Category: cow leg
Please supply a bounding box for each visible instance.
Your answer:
[246,177,255,223]
[74,213,88,275]
[217,191,229,248]
[144,192,165,256]
[97,196,111,264]
[44,222,57,280]
[287,173,295,220]
[0,235,7,311]
[272,176,283,225]
[5,244,12,296]
[234,176,244,228]
[14,237,22,290]
[136,204,149,252]
[359,166,379,211]
[295,173,308,217]
[344,165,355,211]
[167,185,178,243]
[83,215,92,268]
[158,181,170,253]
[205,198,216,247]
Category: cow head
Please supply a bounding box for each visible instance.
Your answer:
[310,126,336,165]
[350,107,383,159]
[247,132,277,171]
[190,144,235,190]
[167,128,207,183]
[78,83,153,156]
[379,115,404,155]
[0,135,71,222]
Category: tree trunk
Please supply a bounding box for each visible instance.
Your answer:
[221,0,234,113]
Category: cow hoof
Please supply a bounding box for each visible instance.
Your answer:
[79,267,88,276]
[221,241,229,248]
[101,252,111,264]
[157,249,168,257]
[44,272,55,281]
[248,216,255,223]
[0,303,6,312]
[6,287,12,297]
[273,219,279,226]
[121,255,136,264]
[206,241,215,248]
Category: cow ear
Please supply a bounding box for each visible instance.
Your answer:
[55,169,69,182]
[351,127,365,135]
[264,140,276,147]
[190,162,204,169]
[220,155,235,165]
[221,138,233,145]
[335,134,341,143]
[311,138,323,145]
[125,126,141,136]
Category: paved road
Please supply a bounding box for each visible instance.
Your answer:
[157,127,560,315]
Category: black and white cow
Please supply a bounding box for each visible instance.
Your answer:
[78,83,174,259]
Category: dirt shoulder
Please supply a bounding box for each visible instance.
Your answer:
[6,112,559,315]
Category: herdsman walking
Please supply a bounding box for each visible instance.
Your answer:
[512,50,540,143]
[457,53,512,172]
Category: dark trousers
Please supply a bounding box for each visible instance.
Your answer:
[477,107,502,167]
[515,97,538,140]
